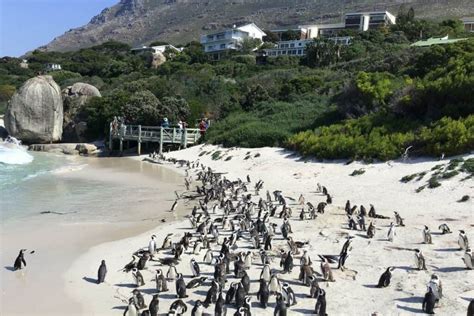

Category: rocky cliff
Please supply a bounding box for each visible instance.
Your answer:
[40,0,474,52]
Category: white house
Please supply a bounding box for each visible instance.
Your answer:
[131,44,182,55]
[45,63,61,71]
[264,36,352,58]
[200,23,266,59]
[461,17,474,32]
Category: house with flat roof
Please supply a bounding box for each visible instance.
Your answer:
[411,36,468,47]
[45,63,61,71]
[461,17,474,32]
[131,44,182,55]
[344,11,396,31]
[200,23,266,60]
[264,36,352,58]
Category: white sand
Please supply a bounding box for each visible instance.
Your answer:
[61,145,473,315]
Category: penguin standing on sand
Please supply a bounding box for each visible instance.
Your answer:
[387,222,396,242]
[175,273,188,298]
[321,258,334,282]
[274,293,287,316]
[191,300,205,316]
[269,274,281,294]
[132,268,145,287]
[124,297,138,316]
[377,267,393,288]
[169,299,187,315]
[225,282,238,305]
[137,253,150,270]
[282,251,294,273]
[148,294,159,316]
[422,287,436,314]
[155,269,168,292]
[241,271,251,294]
[463,248,473,270]
[203,249,213,263]
[415,249,427,270]
[167,264,178,280]
[132,289,147,309]
[459,230,469,250]
[149,235,157,255]
[190,258,201,277]
[282,283,297,306]
[235,282,246,308]
[314,288,327,316]
[367,222,376,238]
[162,233,173,249]
[423,226,432,244]
[260,264,271,282]
[97,260,107,284]
[257,279,269,308]
[308,275,320,298]
[215,291,226,316]
[13,249,27,271]
[438,223,451,234]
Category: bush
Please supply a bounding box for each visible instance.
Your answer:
[231,55,256,65]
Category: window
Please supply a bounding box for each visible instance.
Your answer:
[298,49,302,55]
[290,43,295,48]
[220,44,226,49]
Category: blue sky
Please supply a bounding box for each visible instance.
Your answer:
[0,0,118,57]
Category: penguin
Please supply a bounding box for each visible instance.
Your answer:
[387,222,396,242]
[132,289,147,309]
[191,300,205,316]
[467,299,474,316]
[203,249,213,264]
[274,293,287,316]
[203,280,219,307]
[234,254,245,277]
[149,235,157,255]
[269,273,281,294]
[162,233,173,249]
[137,253,150,270]
[463,248,473,270]
[193,241,202,255]
[260,264,271,282]
[97,260,107,284]
[244,251,252,269]
[283,251,294,273]
[423,226,432,244]
[169,299,187,315]
[377,267,393,288]
[175,273,188,298]
[186,276,207,289]
[422,287,436,314]
[438,223,452,234]
[132,268,145,287]
[415,249,427,270]
[13,249,27,271]
[148,294,159,316]
[124,297,138,316]
[367,222,376,239]
[190,258,201,277]
[141,311,150,316]
[243,296,252,314]
[235,282,246,308]
[121,255,138,273]
[241,271,251,294]
[282,283,297,306]
[257,279,269,308]
[314,288,327,316]
[167,264,178,280]
[215,291,226,316]
[459,230,469,250]
[155,269,168,292]
[308,275,320,298]
[320,258,334,282]
[225,282,238,304]
[427,274,443,302]
[394,212,405,226]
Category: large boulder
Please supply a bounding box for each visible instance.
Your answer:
[62,82,101,142]
[5,75,63,143]
[151,51,166,69]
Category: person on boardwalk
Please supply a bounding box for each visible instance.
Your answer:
[199,118,208,137]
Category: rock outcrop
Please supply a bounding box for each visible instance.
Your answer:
[29,143,98,155]
[151,51,167,69]
[62,83,101,142]
[5,76,63,143]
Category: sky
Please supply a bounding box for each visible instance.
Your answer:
[0,0,118,57]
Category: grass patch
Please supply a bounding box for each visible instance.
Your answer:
[244,155,251,160]
[350,169,366,176]
[415,185,426,193]
[225,156,232,161]
[431,164,444,171]
[198,151,207,157]
[460,158,474,175]
[446,158,464,170]
[428,176,441,189]
[211,151,222,160]
[416,171,427,181]
[440,170,459,179]
[254,153,261,158]
[400,173,417,183]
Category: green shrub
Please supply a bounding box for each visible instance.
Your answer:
[428,176,441,188]
[460,158,474,175]
[350,169,366,176]
[401,173,417,183]
[441,170,459,179]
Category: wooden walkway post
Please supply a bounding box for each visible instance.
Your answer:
[137,125,142,155]
[183,129,188,148]
[159,127,164,154]
[109,123,113,151]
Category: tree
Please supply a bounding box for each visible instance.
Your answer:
[239,38,262,54]
[281,30,301,41]
[263,30,280,43]
[302,39,343,67]
[161,97,191,122]
[121,90,161,125]
[241,84,271,111]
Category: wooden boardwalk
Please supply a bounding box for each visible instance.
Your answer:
[109,124,201,154]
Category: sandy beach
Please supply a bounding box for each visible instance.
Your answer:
[47,145,474,316]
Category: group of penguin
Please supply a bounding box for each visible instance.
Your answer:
[89,157,473,316]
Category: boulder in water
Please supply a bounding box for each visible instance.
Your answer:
[5,75,63,143]
[62,83,101,142]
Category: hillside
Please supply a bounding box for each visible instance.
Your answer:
[41,0,474,52]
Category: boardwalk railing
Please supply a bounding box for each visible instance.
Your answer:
[109,123,201,154]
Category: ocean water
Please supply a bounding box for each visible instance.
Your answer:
[0,140,182,223]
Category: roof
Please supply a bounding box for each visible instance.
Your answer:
[203,23,266,37]
[460,17,474,23]
[411,36,468,47]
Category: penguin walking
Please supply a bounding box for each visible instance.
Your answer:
[148,294,159,316]
[387,222,396,242]
[377,267,393,288]
[415,249,427,270]
[422,287,436,314]
[190,258,201,277]
[423,226,432,244]
[132,268,145,287]
[257,279,269,308]
[175,273,188,298]
[459,230,469,250]
[155,269,168,292]
[97,260,107,284]
[13,249,27,271]
[282,283,297,306]
[274,293,287,316]
[314,288,327,316]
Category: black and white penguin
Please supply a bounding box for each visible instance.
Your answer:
[243,251,252,269]
[193,241,202,255]
[162,233,173,249]
[320,258,334,282]
[191,300,205,316]
[260,264,271,282]
[438,223,452,234]
[149,235,157,255]
[274,293,287,316]
[314,288,327,316]
[122,255,138,273]
[190,258,201,277]
[283,251,294,273]
[155,269,168,292]
[282,283,297,306]
[423,226,432,244]
[97,260,107,284]
[203,280,219,307]
[414,249,427,270]
[234,254,245,278]
[241,271,251,294]
[235,282,246,308]
[167,264,178,280]
[137,253,150,270]
[387,222,396,242]
[215,291,226,316]
[169,299,187,315]
[269,273,281,294]
[225,282,238,305]
[132,268,145,287]
[203,249,213,263]
[13,249,27,271]
[148,294,159,316]
[463,248,473,270]
[377,267,393,288]
[186,276,207,289]
[124,297,138,316]
[467,299,474,316]
[308,275,320,298]
[132,289,147,309]
[422,287,436,314]
[257,279,269,308]
[459,230,469,250]
[175,273,188,298]
[367,222,376,238]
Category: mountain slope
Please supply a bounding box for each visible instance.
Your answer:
[41,0,474,52]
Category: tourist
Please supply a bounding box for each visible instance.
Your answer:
[199,118,207,137]
[162,117,169,128]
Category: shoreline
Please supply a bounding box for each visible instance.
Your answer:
[59,145,472,315]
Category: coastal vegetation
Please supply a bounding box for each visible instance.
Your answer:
[0,9,473,160]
